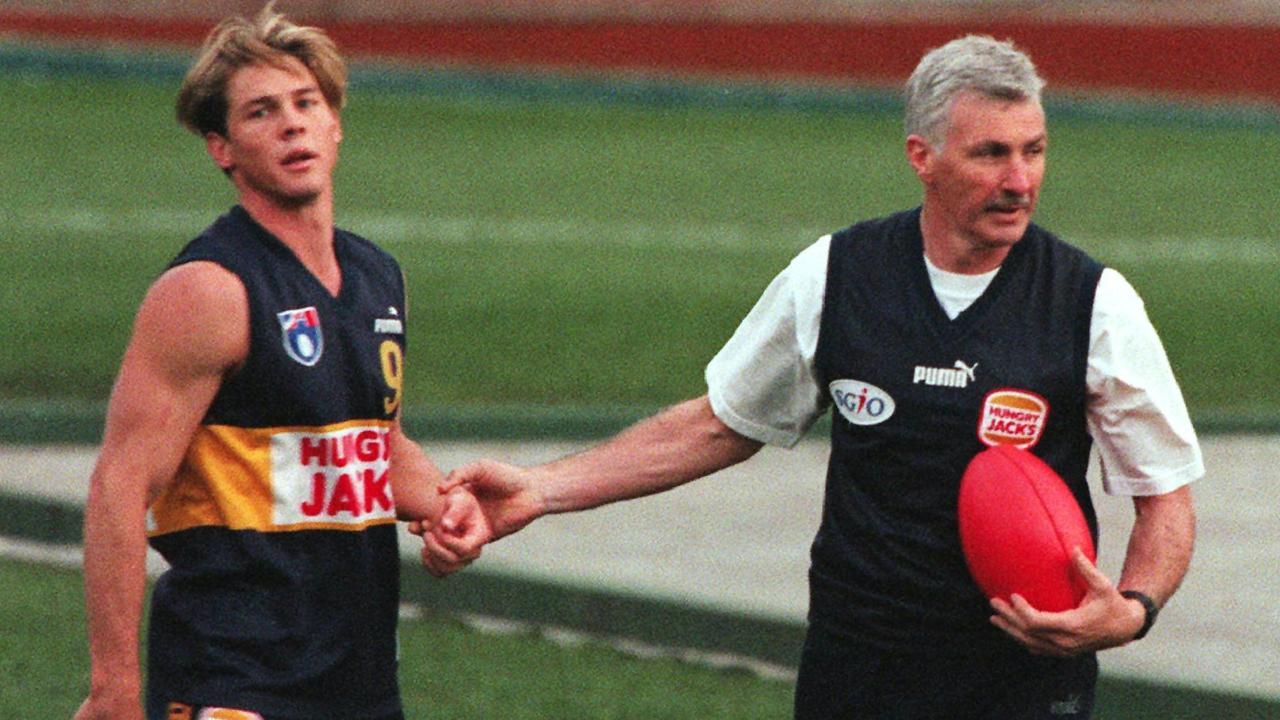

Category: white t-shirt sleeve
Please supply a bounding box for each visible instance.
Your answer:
[1087,268,1205,496]
[705,236,830,448]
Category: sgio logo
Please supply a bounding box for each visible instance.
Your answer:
[830,379,896,426]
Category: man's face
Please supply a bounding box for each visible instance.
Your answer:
[909,91,1047,253]
[207,57,342,207]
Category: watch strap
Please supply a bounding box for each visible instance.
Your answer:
[1120,590,1159,640]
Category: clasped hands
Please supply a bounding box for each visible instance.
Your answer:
[409,460,543,578]
[412,470,1148,657]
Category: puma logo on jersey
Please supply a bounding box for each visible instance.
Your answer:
[374,317,403,334]
[374,306,403,334]
[913,360,977,388]
[1049,693,1083,716]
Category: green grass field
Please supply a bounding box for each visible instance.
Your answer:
[3,43,1279,719]
[2,49,1280,433]
[0,557,794,719]
[6,556,1278,719]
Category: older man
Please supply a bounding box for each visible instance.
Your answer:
[427,35,1200,719]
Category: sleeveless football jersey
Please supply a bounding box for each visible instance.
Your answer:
[811,207,1104,653]
[145,206,408,717]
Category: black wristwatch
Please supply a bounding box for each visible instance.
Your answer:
[1121,590,1159,640]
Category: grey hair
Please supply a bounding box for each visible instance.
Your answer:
[904,35,1044,147]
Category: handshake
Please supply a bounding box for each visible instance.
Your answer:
[407,459,545,578]
[403,396,759,577]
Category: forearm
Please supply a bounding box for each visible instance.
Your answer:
[988,485,1197,654]
[389,427,447,521]
[81,468,151,698]
[534,395,762,514]
[1117,485,1196,607]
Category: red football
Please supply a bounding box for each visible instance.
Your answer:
[958,445,1095,612]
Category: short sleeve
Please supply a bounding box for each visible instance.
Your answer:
[1087,269,1204,495]
[705,236,830,448]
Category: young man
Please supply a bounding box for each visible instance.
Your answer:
[424,35,1201,719]
[76,6,481,720]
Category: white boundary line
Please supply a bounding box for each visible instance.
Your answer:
[0,536,84,569]
[7,206,1280,265]
[0,535,171,576]
[0,535,796,683]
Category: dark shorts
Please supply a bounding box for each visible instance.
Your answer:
[794,623,1098,720]
[150,701,405,720]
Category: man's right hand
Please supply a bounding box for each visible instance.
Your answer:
[438,460,547,541]
[74,689,143,720]
[408,460,547,577]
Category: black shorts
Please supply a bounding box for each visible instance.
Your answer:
[794,623,1098,720]
[150,701,405,720]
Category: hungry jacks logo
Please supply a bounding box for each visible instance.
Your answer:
[978,388,1049,449]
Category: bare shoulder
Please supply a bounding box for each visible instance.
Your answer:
[95,262,250,487]
[132,261,249,374]
[146,261,245,310]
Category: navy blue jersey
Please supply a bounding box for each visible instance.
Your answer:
[811,207,1104,653]
[146,206,408,718]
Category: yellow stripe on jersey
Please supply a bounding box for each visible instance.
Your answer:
[198,708,265,720]
[148,419,398,536]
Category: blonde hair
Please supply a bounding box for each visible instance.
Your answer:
[175,2,347,136]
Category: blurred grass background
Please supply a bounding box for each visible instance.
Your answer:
[3,50,1277,438]
[0,556,798,719]
[6,554,1278,719]
[3,39,1280,718]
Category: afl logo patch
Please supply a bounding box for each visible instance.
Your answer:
[978,388,1049,449]
[830,379,895,426]
[277,306,323,366]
